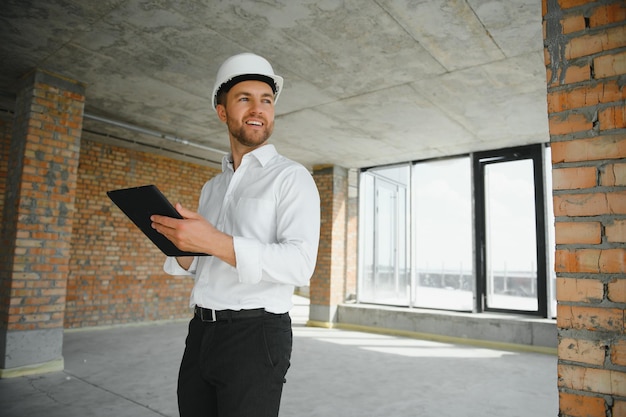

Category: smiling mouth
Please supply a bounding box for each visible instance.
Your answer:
[246,120,263,126]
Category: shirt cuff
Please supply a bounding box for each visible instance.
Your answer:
[233,236,262,284]
[163,256,197,275]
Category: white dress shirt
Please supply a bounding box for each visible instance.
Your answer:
[163,144,320,314]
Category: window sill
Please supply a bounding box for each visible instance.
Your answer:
[333,302,557,354]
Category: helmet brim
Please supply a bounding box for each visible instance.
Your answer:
[212,73,284,110]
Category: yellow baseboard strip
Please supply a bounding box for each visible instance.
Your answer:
[306,321,556,355]
[0,358,64,379]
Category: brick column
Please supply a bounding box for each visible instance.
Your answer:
[310,165,349,325]
[0,114,10,218]
[345,170,358,301]
[0,69,85,377]
[543,1,626,415]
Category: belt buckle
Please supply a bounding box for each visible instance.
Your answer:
[198,307,217,322]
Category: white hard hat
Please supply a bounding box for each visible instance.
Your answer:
[211,53,284,110]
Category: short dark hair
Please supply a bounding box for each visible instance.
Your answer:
[215,74,277,106]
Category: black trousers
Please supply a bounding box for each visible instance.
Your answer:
[177,311,293,417]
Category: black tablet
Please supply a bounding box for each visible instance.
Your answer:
[107,185,209,257]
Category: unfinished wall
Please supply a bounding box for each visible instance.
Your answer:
[0,70,85,375]
[65,139,219,328]
[543,1,626,415]
[0,113,10,226]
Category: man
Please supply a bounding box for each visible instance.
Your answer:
[150,53,320,417]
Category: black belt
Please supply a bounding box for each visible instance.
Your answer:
[194,306,267,323]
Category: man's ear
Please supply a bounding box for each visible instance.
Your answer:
[216,104,227,123]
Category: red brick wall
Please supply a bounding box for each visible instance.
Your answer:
[0,115,10,324]
[64,139,219,328]
[329,168,348,307]
[345,185,358,300]
[543,1,626,415]
[310,165,333,307]
[0,71,85,334]
[0,113,10,225]
[310,165,349,310]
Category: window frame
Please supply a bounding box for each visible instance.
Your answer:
[358,144,553,318]
[473,144,549,317]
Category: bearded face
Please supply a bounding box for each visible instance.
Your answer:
[218,80,276,150]
[226,110,274,148]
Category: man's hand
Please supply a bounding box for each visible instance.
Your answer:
[151,203,236,267]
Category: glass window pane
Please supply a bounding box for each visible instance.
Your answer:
[375,181,401,303]
[358,165,410,305]
[359,173,375,301]
[484,159,538,311]
[413,157,473,311]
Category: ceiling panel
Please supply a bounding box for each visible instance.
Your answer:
[0,0,549,170]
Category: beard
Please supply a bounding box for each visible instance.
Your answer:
[227,117,274,148]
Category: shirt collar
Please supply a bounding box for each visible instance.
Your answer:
[221,144,277,172]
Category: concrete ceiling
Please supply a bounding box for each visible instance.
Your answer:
[1,0,549,170]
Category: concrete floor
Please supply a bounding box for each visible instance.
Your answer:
[0,297,558,417]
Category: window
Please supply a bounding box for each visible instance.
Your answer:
[359,164,410,305]
[413,157,473,311]
[358,144,555,317]
[474,145,549,316]
[484,159,539,311]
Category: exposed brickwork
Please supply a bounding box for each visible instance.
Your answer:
[0,113,10,229]
[544,1,626,415]
[559,391,608,417]
[310,165,349,312]
[556,277,604,303]
[345,181,358,300]
[329,168,349,306]
[310,165,333,307]
[552,166,598,190]
[0,70,85,333]
[555,221,602,244]
[0,114,11,332]
[65,140,218,328]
